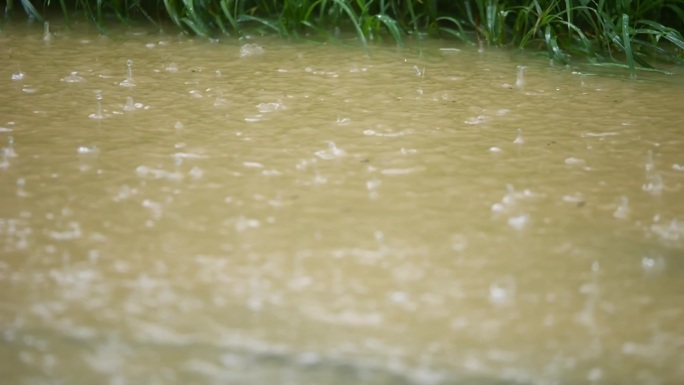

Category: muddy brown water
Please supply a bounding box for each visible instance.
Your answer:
[1,20,684,385]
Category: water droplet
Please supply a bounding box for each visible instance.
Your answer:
[62,71,85,83]
[516,65,527,89]
[513,129,524,144]
[120,59,135,87]
[613,196,629,219]
[489,276,516,305]
[507,214,529,230]
[43,22,52,42]
[88,91,104,119]
[240,43,264,58]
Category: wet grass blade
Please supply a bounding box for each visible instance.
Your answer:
[20,0,43,22]
[375,14,403,46]
[238,14,281,35]
[181,0,211,36]
[331,0,367,47]
[163,0,183,30]
[220,0,239,32]
[621,14,635,77]
[436,16,474,44]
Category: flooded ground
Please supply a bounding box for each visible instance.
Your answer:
[1,19,683,385]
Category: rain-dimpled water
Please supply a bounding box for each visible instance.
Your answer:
[1,19,684,385]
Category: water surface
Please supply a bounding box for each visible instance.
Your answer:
[1,20,684,385]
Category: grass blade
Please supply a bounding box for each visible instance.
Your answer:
[621,13,635,77]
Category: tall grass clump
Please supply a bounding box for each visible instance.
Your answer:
[6,0,684,74]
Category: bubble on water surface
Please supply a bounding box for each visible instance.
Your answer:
[240,43,264,57]
[12,70,25,80]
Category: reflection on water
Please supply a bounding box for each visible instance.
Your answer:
[1,20,684,385]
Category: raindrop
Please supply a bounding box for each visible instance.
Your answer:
[62,71,85,83]
[119,59,135,87]
[77,146,98,154]
[88,90,104,120]
[12,67,25,80]
[643,172,664,196]
[489,276,516,305]
[645,150,654,172]
[5,136,18,158]
[17,178,26,197]
[124,96,136,111]
[0,148,9,169]
[513,129,524,144]
[240,43,264,58]
[43,21,52,42]
[314,141,346,160]
[508,214,529,230]
[613,196,629,219]
[516,65,527,89]
[641,255,665,273]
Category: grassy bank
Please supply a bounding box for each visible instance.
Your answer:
[5,0,684,74]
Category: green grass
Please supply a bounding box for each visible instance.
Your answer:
[5,0,684,76]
